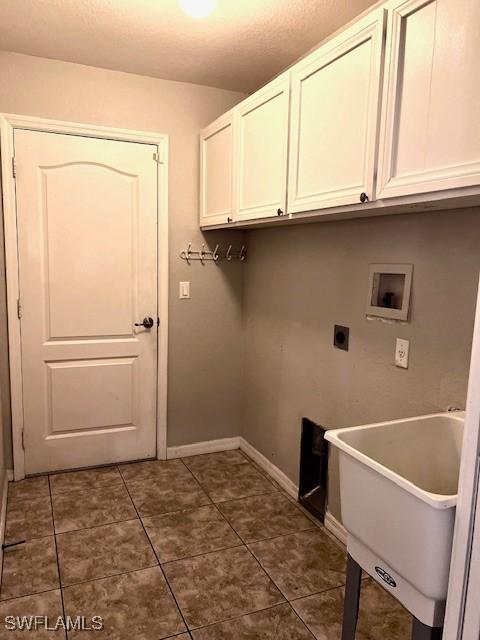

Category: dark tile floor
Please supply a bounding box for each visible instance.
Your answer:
[0,449,411,639]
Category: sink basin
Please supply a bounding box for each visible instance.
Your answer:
[325,412,464,627]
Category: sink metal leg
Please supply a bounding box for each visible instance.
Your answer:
[411,617,443,640]
[341,554,362,640]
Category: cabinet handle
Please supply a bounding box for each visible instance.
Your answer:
[277,208,284,216]
[360,192,369,203]
[227,216,233,223]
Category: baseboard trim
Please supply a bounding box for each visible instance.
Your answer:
[167,437,242,460]
[325,510,348,546]
[238,437,298,499]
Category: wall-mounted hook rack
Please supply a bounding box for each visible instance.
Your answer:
[180,243,247,264]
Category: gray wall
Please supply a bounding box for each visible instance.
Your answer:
[0,51,246,464]
[242,209,480,520]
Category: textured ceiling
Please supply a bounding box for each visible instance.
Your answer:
[0,0,379,93]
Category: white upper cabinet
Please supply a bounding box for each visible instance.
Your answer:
[235,73,290,221]
[200,111,234,226]
[199,0,480,229]
[288,10,387,214]
[377,0,480,199]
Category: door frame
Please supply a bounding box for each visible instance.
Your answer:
[444,278,480,639]
[0,113,169,480]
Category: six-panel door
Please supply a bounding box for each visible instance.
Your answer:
[287,9,387,214]
[14,129,158,474]
[235,73,290,221]
[377,0,480,199]
[200,111,235,226]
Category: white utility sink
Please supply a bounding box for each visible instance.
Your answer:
[325,412,464,627]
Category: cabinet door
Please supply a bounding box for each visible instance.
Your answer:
[200,112,234,227]
[288,10,386,214]
[235,74,290,221]
[377,0,480,199]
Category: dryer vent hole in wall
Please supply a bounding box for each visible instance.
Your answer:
[334,325,349,351]
[299,418,329,522]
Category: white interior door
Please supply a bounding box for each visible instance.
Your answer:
[14,129,158,474]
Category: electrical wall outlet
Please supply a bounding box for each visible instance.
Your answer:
[179,281,190,299]
[334,325,349,351]
[395,338,409,369]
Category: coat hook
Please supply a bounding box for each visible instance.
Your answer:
[240,245,247,261]
[180,242,192,265]
[226,245,233,261]
[213,244,219,262]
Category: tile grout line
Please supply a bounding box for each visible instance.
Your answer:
[177,458,217,506]
[58,562,161,591]
[118,470,191,635]
[288,577,372,605]
[180,456,280,503]
[217,504,318,545]
[159,541,246,567]
[48,474,68,638]
[0,587,62,605]
[55,516,140,537]
[187,600,309,635]
[288,604,318,639]
[242,541,289,602]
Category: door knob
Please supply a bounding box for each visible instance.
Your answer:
[134,317,154,329]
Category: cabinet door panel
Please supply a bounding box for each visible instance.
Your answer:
[288,10,386,213]
[200,112,234,227]
[236,74,290,221]
[378,0,480,198]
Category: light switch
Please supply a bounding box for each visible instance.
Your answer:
[179,281,190,299]
[395,338,409,369]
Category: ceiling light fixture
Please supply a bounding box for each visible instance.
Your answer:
[179,0,216,19]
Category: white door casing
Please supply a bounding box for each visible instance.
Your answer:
[444,278,480,640]
[287,8,387,214]
[0,115,168,479]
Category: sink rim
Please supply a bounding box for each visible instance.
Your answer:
[325,411,464,509]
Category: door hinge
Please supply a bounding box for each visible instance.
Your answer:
[153,152,163,164]
[12,157,16,179]
[17,298,22,319]
[21,428,25,450]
